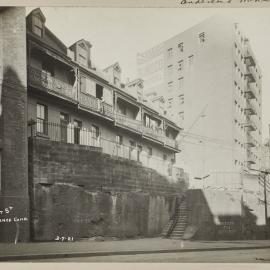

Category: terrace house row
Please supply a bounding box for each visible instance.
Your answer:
[26,9,182,180]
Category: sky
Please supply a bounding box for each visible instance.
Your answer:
[26,7,270,139]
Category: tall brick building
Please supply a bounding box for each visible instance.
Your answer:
[137,15,262,191]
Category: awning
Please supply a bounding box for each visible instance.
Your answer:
[30,41,73,68]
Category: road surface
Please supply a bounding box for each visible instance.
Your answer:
[30,248,270,263]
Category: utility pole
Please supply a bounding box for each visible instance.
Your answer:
[249,168,269,238]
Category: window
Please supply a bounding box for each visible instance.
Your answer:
[116,135,123,145]
[36,103,48,134]
[167,48,173,58]
[96,84,103,100]
[168,81,173,93]
[178,42,184,52]
[178,94,184,104]
[178,111,184,120]
[199,32,205,43]
[74,120,82,145]
[32,15,43,37]
[147,147,152,156]
[92,125,100,140]
[163,154,167,161]
[167,97,173,109]
[78,44,88,67]
[168,65,173,75]
[188,55,194,66]
[114,77,120,86]
[178,60,184,71]
[130,140,136,148]
[60,112,69,143]
[42,62,54,77]
[118,104,127,115]
[80,76,86,92]
[178,77,184,90]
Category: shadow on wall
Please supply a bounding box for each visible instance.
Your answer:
[186,189,268,240]
[0,67,29,243]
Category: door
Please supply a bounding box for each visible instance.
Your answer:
[60,112,69,143]
[74,120,82,144]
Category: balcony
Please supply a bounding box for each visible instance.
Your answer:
[249,66,259,82]
[243,119,256,131]
[234,53,246,74]
[244,101,256,116]
[244,83,256,99]
[79,92,114,120]
[245,68,255,83]
[142,125,165,143]
[245,49,256,67]
[115,113,142,133]
[246,134,256,147]
[28,66,77,102]
[165,137,180,151]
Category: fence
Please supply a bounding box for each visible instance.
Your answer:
[28,120,184,181]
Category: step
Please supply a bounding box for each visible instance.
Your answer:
[175,224,187,228]
[173,228,186,232]
[172,230,185,234]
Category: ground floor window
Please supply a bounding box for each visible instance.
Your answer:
[36,103,48,134]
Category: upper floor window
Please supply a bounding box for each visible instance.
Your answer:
[188,55,194,67]
[42,61,54,77]
[178,42,184,52]
[81,76,86,92]
[168,81,173,93]
[178,77,184,90]
[178,94,184,104]
[167,48,173,58]
[116,135,123,145]
[92,125,100,140]
[199,32,206,43]
[168,65,173,75]
[118,103,127,116]
[32,15,43,37]
[147,147,152,156]
[178,60,184,71]
[78,43,88,67]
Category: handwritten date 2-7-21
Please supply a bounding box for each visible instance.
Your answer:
[54,236,74,242]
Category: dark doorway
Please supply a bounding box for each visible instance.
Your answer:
[96,84,103,100]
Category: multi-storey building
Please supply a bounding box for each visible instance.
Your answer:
[26,8,183,181]
[137,15,262,188]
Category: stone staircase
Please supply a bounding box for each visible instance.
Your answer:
[162,198,189,239]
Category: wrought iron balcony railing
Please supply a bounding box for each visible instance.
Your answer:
[115,113,143,133]
[28,66,77,101]
[142,125,165,143]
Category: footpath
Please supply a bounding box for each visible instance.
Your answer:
[0,238,270,261]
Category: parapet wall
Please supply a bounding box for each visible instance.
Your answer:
[28,138,186,241]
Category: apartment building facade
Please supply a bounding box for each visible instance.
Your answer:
[137,15,262,188]
[26,8,183,181]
